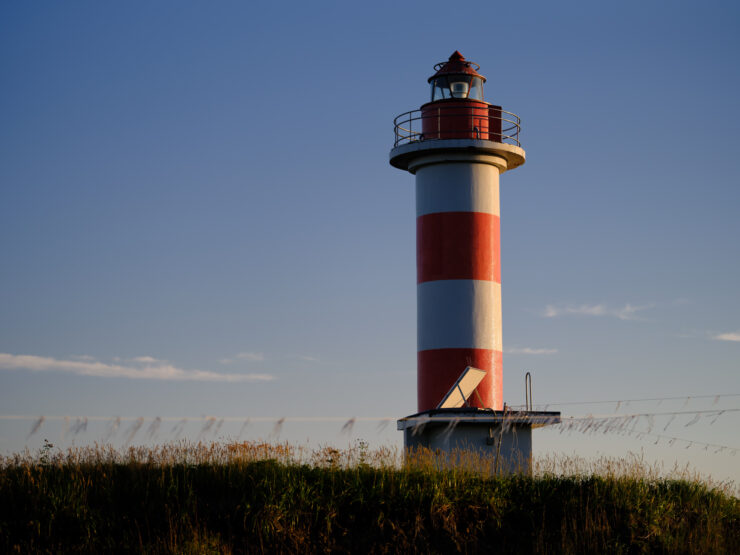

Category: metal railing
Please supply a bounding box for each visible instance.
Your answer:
[393,105,521,148]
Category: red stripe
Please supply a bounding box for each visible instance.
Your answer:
[417,212,500,284]
[418,348,503,412]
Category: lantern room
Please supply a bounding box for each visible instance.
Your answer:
[428,50,486,101]
[390,51,525,173]
[418,51,503,142]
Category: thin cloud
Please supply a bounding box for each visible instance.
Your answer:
[544,304,606,318]
[0,353,275,382]
[130,355,161,363]
[712,331,740,342]
[220,351,265,364]
[237,351,264,361]
[294,354,321,363]
[614,303,655,321]
[504,347,558,355]
[543,303,654,321]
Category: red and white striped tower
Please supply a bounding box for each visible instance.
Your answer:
[390,52,526,412]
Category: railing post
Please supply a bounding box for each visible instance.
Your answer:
[393,107,520,147]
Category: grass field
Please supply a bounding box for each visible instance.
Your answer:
[1,440,737,553]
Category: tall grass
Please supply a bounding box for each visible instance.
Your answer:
[1,440,737,553]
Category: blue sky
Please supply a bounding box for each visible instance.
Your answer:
[1,1,739,483]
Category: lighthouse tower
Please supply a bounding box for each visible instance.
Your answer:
[390,51,525,412]
[392,52,560,471]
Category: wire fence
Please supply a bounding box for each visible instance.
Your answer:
[3,403,738,456]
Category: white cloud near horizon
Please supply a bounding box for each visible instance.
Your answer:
[220,351,265,364]
[130,355,160,363]
[504,347,558,355]
[236,351,264,361]
[0,353,275,382]
[543,303,654,321]
[220,352,325,365]
[712,331,740,342]
[293,354,322,363]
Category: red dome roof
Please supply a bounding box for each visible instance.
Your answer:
[428,51,486,83]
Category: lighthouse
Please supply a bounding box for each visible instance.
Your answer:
[392,52,559,471]
[390,51,525,412]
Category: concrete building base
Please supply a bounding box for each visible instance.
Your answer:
[397,408,561,475]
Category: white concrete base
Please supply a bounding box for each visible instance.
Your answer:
[398,408,561,475]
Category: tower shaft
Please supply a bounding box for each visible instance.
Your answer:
[416,158,502,411]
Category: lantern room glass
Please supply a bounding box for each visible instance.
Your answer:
[430,76,484,102]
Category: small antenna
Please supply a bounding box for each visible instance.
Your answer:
[436,366,488,409]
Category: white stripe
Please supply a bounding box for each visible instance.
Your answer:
[417,280,502,351]
[415,163,500,217]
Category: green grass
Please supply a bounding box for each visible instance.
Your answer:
[1,441,737,553]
